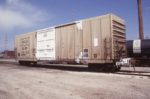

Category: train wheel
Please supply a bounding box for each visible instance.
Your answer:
[19,61,31,66]
[33,62,37,66]
[19,61,24,65]
[88,63,116,72]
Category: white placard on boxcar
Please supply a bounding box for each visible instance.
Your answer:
[133,40,141,54]
[94,38,98,47]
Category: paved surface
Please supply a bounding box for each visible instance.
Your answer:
[0,63,150,99]
[0,59,16,64]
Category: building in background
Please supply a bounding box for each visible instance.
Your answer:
[0,50,15,59]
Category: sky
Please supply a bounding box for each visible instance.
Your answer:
[0,0,150,51]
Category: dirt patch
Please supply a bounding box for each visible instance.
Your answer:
[0,64,150,99]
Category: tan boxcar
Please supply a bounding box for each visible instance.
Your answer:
[15,32,37,65]
[55,14,126,64]
[15,13,126,69]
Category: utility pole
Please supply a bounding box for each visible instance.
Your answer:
[4,32,7,57]
[5,32,7,51]
[137,0,144,40]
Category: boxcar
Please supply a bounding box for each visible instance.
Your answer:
[15,13,126,70]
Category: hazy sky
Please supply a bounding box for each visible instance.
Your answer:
[0,0,150,51]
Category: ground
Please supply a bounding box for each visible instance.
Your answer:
[0,63,150,99]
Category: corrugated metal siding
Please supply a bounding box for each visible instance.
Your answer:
[111,14,126,59]
[15,32,36,61]
[56,24,76,60]
[82,20,92,59]
[90,18,101,59]
[81,15,112,60]
[100,15,112,60]
[75,22,83,60]
[54,14,126,63]
[36,28,56,60]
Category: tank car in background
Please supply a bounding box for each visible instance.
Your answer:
[127,39,150,66]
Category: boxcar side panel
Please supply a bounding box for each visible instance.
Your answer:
[90,18,101,60]
[82,20,92,60]
[60,27,68,59]
[100,15,112,60]
[75,22,83,60]
[56,24,76,60]
[67,25,75,59]
[15,32,36,61]
[55,28,61,60]
[36,28,56,60]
